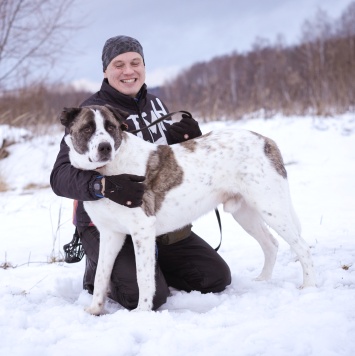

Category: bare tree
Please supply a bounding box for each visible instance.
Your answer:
[0,0,80,92]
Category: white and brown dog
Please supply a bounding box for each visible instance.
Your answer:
[60,105,316,315]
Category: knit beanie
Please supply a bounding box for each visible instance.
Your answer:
[102,35,145,71]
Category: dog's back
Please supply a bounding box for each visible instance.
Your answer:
[148,129,291,234]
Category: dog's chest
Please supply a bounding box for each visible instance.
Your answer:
[83,199,133,235]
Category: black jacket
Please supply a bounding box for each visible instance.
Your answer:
[50,79,174,226]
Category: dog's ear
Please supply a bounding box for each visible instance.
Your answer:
[104,105,129,130]
[59,107,81,128]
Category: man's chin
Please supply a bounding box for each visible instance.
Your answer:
[117,82,143,96]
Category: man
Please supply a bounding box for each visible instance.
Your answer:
[50,35,231,310]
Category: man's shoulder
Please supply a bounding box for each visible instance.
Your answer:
[145,91,168,109]
[145,90,160,101]
[80,93,105,107]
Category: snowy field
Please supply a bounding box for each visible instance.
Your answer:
[0,113,354,356]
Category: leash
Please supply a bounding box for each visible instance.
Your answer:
[127,109,223,252]
[127,110,193,134]
[214,207,223,252]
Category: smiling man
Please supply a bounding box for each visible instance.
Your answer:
[50,35,231,311]
[102,36,145,97]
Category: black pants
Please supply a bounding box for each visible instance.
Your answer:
[78,226,231,310]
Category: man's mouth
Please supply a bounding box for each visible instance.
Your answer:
[121,79,136,83]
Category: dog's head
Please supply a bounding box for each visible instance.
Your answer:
[59,105,128,170]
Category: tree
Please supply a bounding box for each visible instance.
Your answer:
[0,0,80,92]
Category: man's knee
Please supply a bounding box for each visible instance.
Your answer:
[202,268,232,293]
[191,261,232,294]
[109,282,169,310]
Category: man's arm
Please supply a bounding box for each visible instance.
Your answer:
[50,135,100,201]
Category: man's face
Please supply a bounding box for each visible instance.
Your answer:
[104,52,145,97]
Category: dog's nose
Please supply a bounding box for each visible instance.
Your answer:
[98,142,112,154]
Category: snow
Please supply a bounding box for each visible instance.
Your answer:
[1,113,355,356]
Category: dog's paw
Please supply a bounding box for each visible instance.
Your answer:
[132,304,153,312]
[85,305,103,316]
[131,308,152,313]
[299,282,317,289]
[253,273,271,282]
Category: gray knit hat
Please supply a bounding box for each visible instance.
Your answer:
[102,35,145,71]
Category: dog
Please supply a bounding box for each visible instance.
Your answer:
[59,105,316,315]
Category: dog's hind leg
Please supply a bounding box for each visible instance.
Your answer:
[251,177,316,288]
[261,208,316,288]
[224,197,279,281]
[85,231,126,316]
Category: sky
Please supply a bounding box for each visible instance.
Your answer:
[59,0,355,91]
[1,113,355,355]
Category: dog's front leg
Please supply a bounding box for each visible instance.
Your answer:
[85,230,126,316]
[131,219,157,312]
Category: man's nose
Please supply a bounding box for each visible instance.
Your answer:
[122,65,135,74]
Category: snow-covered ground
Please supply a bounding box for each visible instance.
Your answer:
[0,114,354,356]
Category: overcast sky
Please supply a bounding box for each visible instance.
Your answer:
[61,0,354,91]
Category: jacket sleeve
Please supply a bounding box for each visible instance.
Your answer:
[50,133,100,201]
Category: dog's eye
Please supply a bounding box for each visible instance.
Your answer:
[81,125,93,134]
[106,123,117,132]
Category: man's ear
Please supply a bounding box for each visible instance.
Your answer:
[104,105,130,131]
[59,107,81,128]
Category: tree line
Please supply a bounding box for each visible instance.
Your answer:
[160,3,355,120]
[1,1,355,127]
[0,0,89,127]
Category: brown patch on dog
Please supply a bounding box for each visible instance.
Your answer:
[70,109,96,154]
[180,139,198,152]
[180,132,212,152]
[251,131,287,179]
[264,137,287,179]
[143,146,184,216]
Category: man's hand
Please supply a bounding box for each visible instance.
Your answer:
[103,174,145,208]
[167,114,202,143]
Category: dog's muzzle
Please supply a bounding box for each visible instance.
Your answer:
[97,142,112,161]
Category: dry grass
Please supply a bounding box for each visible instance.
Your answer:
[0,85,91,128]
[342,264,352,271]
[23,182,50,190]
[0,176,8,192]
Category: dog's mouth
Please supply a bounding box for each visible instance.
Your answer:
[89,153,112,164]
[87,156,112,170]
[89,156,111,163]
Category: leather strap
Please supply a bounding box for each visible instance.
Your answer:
[127,110,193,134]
[156,224,192,245]
[213,208,222,252]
